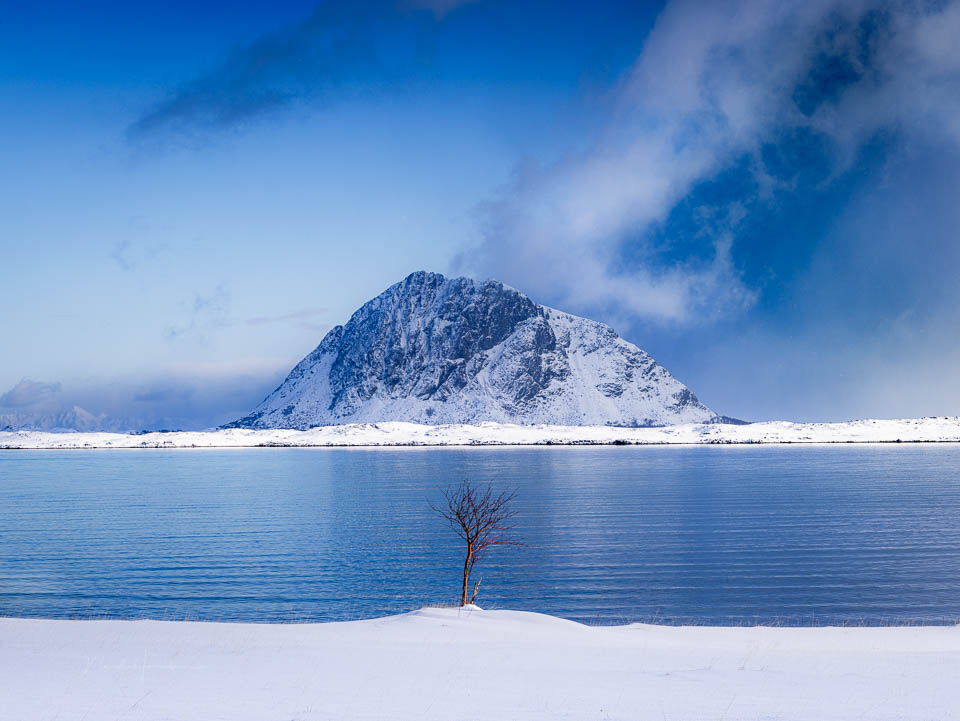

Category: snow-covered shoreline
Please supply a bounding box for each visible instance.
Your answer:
[2,416,960,449]
[3,607,957,720]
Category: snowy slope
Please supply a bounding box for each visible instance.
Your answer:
[230,271,717,428]
[3,609,958,721]
[4,416,960,448]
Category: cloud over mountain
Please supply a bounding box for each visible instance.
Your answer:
[461,0,960,330]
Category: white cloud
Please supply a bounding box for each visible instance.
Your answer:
[463,0,960,326]
[0,379,62,409]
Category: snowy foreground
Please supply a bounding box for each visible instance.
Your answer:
[2,607,958,721]
[2,416,960,449]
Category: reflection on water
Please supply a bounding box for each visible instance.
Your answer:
[1,446,958,624]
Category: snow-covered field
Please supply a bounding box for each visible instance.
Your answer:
[2,607,957,721]
[2,416,960,448]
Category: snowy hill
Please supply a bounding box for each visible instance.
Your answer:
[230,271,717,429]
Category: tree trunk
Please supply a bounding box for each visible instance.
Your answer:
[461,547,472,606]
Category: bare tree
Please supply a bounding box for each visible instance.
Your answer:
[431,480,521,606]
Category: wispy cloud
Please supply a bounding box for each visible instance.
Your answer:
[164,294,329,345]
[402,0,479,19]
[460,0,960,327]
[164,285,231,343]
[132,386,195,404]
[110,239,137,271]
[110,236,168,272]
[127,0,469,142]
[246,308,329,333]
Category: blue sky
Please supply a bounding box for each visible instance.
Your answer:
[2,0,960,429]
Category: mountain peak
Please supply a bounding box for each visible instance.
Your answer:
[229,272,717,428]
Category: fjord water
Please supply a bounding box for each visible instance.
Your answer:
[1,446,958,625]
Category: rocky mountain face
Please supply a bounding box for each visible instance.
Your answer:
[230,271,720,429]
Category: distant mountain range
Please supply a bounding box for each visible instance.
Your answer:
[230,271,727,429]
[0,380,191,433]
[0,405,110,433]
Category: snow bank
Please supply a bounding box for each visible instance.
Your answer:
[2,416,960,449]
[2,608,957,720]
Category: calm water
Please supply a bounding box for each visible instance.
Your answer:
[1,446,959,625]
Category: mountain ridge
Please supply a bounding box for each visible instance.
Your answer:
[229,271,720,429]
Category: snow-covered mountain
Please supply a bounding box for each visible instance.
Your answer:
[230,271,720,429]
[0,405,109,433]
